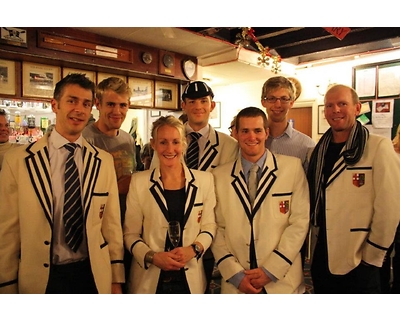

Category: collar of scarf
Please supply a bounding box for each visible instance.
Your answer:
[307,121,369,226]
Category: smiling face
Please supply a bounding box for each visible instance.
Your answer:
[261,87,294,124]
[237,116,269,163]
[151,124,184,168]
[96,89,129,136]
[181,96,215,131]
[324,85,361,143]
[51,83,93,142]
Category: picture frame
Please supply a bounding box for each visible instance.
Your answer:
[209,101,221,128]
[22,62,61,99]
[97,72,126,84]
[0,59,16,96]
[318,105,330,134]
[128,77,154,107]
[155,81,178,109]
[151,110,161,117]
[353,66,376,99]
[63,67,96,82]
[0,27,28,48]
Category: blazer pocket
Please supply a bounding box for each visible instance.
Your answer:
[271,192,292,218]
[91,192,109,224]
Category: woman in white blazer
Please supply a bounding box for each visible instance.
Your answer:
[123,116,216,293]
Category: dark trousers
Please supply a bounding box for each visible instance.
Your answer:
[45,259,98,294]
[311,255,381,294]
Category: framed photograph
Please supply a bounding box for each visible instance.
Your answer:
[318,105,330,134]
[151,110,161,117]
[22,62,61,99]
[97,72,126,84]
[63,67,96,82]
[0,59,16,95]
[0,27,27,48]
[155,81,178,109]
[128,77,154,107]
[209,101,221,128]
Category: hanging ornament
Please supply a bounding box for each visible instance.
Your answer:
[236,27,282,74]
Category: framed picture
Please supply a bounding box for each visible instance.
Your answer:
[209,101,221,128]
[22,62,61,99]
[97,72,126,84]
[0,27,27,48]
[0,59,16,96]
[155,81,178,109]
[318,105,330,134]
[353,66,376,98]
[128,77,154,107]
[151,110,161,117]
[378,64,400,98]
[63,67,96,82]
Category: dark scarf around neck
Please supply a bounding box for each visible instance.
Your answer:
[307,121,369,226]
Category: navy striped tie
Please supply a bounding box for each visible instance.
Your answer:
[186,132,202,169]
[63,143,83,252]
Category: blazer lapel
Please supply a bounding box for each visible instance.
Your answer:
[24,136,53,226]
[231,160,253,220]
[81,140,102,218]
[198,127,219,171]
[326,154,347,188]
[183,166,197,228]
[252,150,278,214]
[149,168,169,222]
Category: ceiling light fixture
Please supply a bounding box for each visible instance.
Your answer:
[235,27,282,74]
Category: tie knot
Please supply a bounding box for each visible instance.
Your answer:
[189,132,202,141]
[250,164,259,173]
[64,143,78,153]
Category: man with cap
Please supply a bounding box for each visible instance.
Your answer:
[151,81,238,292]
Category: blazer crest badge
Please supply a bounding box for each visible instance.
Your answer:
[279,200,290,214]
[352,173,365,188]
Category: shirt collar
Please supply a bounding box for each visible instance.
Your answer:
[241,150,267,175]
[49,129,83,150]
[185,123,209,139]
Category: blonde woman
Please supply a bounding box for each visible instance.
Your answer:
[123,115,216,293]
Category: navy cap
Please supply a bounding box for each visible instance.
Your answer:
[182,81,214,100]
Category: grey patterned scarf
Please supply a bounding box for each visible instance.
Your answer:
[307,121,369,226]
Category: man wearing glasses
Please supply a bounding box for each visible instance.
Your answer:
[261,76,315,173]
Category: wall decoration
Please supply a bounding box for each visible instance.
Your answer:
[0,59,16,95]
[151,110,161,117]
[378,64,400,97]
[318,105,330,134]
[63,68,96,82]
[0,27,27,48]
[22,62,61,99]
[97,72,126,84]
[209,101,221,128]
[155,81,178,109]
[128,77,154,107]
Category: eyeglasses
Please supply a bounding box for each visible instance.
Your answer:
[228,125,235,133]
[263,96,292,104]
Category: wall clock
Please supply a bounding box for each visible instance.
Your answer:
[182,59,196,80]
[141,52,153,64]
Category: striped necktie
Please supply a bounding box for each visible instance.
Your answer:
[63,143,83,252]
[186,132,202,169]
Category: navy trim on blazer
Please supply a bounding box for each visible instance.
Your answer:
[199,130,220,171]
[0,279,18,288]
[216,253,234,266]
[273,249,292,265]
[367,238,390,251]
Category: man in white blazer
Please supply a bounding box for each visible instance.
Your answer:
[0,74,125,294]
[308,84,400,293]
[211,107,309,294]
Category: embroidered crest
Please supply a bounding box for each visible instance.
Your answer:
[279,200,290,214]
[352,173,365,187]
[99,204,105,219]
[197,210,203,223]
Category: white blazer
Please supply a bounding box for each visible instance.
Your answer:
[211,150,310,294]
[123,164,217,293]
